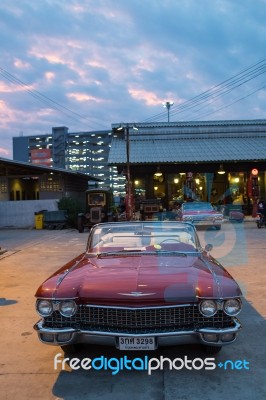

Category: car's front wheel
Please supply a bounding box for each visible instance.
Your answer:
[60,344,80,354]
[257,220,262,229]
[202,345,222,354]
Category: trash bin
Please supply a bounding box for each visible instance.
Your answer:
[34,212,44,229]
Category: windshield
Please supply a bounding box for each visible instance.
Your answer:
[87,222,199,253]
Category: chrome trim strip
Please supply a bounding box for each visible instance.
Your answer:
[197,296,242,300]
[82,303,196,310]
[197,318,242,334]
[35,297,79,301]
[52,257,86,299]
[34,317,241,340]
[202,260,223,298]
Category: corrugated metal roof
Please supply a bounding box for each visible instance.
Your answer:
[108,136,266,164]
[0,157,100,180]
[112,119,266,129]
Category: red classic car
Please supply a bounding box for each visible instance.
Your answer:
[180,202,224,230]
[34,221,242,354]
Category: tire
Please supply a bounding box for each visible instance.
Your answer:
[215,225,221,230]
[77,217,84,233]
[257,221,262,229]
[202,345,222,354]
[60,344,80,354]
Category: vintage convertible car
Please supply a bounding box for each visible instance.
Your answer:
[34,221,242,354]
[180,202,224,230]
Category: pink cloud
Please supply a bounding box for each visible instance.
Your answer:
[67,92,104,103]
[0,147,10,156]
[14,58,31,69]
[44,72,55,82]
[128,88,163,106]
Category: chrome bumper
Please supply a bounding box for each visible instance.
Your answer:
[190,220,223,226]
[34,318,242,349]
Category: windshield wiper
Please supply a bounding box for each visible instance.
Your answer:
[86,249,200,258]
[149,250,199,257]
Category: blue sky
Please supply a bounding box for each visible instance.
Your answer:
[0,0,266,158]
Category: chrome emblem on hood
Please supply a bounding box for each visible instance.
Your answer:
[118,291,156,297]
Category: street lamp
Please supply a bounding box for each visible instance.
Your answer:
[163,101,174,122]
[117,123,138,221]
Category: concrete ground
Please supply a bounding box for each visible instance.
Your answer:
[0,222,265,400]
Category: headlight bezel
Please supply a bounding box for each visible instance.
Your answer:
[59,300,77,317]
[223,298,242,316]
[199,299,217,317]
[36,299,53,317]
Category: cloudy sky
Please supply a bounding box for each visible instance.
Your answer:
[0,0,266,158]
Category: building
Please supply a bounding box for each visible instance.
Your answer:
[0,157,98,201]
[0,157,100,228]
[13,126,125,194]
[108,119,266,215]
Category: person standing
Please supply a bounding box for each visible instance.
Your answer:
[257,198,266,219]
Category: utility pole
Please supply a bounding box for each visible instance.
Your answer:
[117,123,138,221]
[125,124,132,221]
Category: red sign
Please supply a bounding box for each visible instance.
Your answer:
[31,149,52,167]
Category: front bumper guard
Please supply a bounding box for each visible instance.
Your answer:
[34,317,242,348]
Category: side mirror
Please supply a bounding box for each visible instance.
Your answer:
[205,244,213,253]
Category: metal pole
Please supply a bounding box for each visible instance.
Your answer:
[126,125,133,221]
[163,101,173,122]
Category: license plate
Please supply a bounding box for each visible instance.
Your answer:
[118,336,156,350]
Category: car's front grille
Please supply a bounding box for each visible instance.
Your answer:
[43,305,233,334]
[190,215,215,221]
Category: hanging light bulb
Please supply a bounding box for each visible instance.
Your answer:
[154,166,162,177]
[218,164,225,175]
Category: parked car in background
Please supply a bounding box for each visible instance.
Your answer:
[77,188,114,232]
[34,221,242,355]
[180,202,224,230]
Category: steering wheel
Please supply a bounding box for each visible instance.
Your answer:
[159,238,180,245]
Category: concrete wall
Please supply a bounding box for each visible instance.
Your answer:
[0,199,59,228]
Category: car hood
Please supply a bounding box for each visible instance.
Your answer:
[36,253,241,305]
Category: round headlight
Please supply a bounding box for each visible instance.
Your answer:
[36,299,53,317]
[223,298,242,316]
[199,300,217,317]
[59,300,77,317]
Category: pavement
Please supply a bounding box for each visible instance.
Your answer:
[0,224,265,400]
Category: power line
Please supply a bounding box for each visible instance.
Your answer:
[0,67,108,129]
[142,57,266,122]
[1,57,266,131]
[171,62,266,120]
[189,81,266,121]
